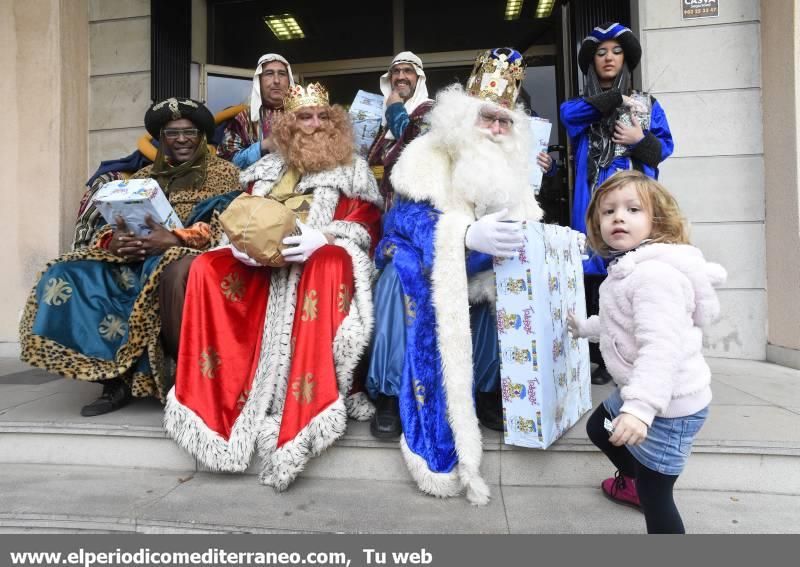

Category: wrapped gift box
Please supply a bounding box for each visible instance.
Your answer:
[528,117,552,194]
[493,221,591,448]
[614,91,652,157]
[349,90,384,157]
[93,178,183,236]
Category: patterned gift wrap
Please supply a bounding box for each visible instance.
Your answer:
[494,221,591,448]
[614,91,652,157]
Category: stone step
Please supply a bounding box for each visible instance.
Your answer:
[2,463,800,534]
[2,417,799,495]
[2,363,800,495]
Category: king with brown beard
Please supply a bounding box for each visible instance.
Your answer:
[164,83,383,491]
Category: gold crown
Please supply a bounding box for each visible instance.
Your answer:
[465,48,526,108]
[284,82,330,112]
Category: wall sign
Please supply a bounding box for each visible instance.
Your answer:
[682,0,719,19]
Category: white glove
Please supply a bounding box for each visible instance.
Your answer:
[229,244,260,266]
[282,220,329,263]
[464,208,524,258]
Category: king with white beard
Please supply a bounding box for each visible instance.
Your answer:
[371,48,543,504]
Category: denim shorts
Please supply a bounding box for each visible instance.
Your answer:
[603,388,708,476]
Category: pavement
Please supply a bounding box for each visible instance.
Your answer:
[0,356,799,534]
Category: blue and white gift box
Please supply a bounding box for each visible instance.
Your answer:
[493,221,592,448]
[93,178,183,237]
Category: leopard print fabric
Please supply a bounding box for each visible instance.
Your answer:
[131,154,240,224]
[19,156,240,401]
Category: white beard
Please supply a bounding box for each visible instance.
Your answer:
[450,127,532,219]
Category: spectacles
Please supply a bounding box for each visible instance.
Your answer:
[162,128,200,140]
[478,111,514,129]
[595,46,624,57]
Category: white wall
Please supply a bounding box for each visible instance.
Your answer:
[638,0,766,359]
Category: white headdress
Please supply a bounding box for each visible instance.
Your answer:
[379,51,432,140]
[249,53,295,122]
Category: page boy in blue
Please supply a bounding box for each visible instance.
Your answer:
[560,22,674,384]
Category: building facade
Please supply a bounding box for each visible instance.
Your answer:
[2,0,798,368]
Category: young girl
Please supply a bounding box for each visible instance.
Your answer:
[567,170,726,534]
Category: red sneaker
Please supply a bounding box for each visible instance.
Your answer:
[601,471,642,512]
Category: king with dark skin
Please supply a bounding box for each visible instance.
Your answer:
[108,117,196,259]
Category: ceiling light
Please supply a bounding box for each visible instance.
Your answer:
[504,0,524,21]
[264,14,305,40]
[535,0,556,18]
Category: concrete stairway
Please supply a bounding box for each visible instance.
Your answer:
[1,358,799,533]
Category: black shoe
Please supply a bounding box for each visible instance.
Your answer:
[591,365,613,386]
[476,390,504,431]
[370,394,401,439]
[80,378,132,417]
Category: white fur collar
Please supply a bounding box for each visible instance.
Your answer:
[240,153,381,206]
[390,132,543,221]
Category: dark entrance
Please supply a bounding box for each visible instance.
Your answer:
[152,0,634,226]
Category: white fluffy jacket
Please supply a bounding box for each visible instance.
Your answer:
[574,243,727,426]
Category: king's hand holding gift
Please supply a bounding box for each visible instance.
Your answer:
[109,214,181,261]
[281,220,331,263]
[465,208,525,258]
[230,244,260,267]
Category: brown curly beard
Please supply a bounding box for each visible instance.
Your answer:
[272,105,354,174]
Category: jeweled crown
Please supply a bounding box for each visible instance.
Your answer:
[465,48,526,108]
[284,82,330,112]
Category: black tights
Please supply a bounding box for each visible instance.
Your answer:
[586,405,686,534]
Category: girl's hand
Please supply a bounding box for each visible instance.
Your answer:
[576,232,587,254]
[609,413,648,447]
[566,311,582,337]
[613,114,645,146]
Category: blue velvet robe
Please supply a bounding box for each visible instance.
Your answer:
[560,96,674,275]
[374,198,496,476]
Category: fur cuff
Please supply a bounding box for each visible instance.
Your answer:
[327,220,372,251]
[585,90,623,115]
[629,132,663,169]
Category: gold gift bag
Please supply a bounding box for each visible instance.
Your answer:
[219,194,299,267]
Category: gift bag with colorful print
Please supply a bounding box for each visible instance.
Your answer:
[493,221,592,448]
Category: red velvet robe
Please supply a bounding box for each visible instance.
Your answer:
[165,154,382,490]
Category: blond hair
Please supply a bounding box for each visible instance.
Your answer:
[585,170,689,256]
[272,104,354,173]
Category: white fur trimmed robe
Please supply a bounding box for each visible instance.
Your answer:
[163,153,382,490]
[385,88,543,504]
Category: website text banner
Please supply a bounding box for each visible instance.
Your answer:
[0,534,791,567]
